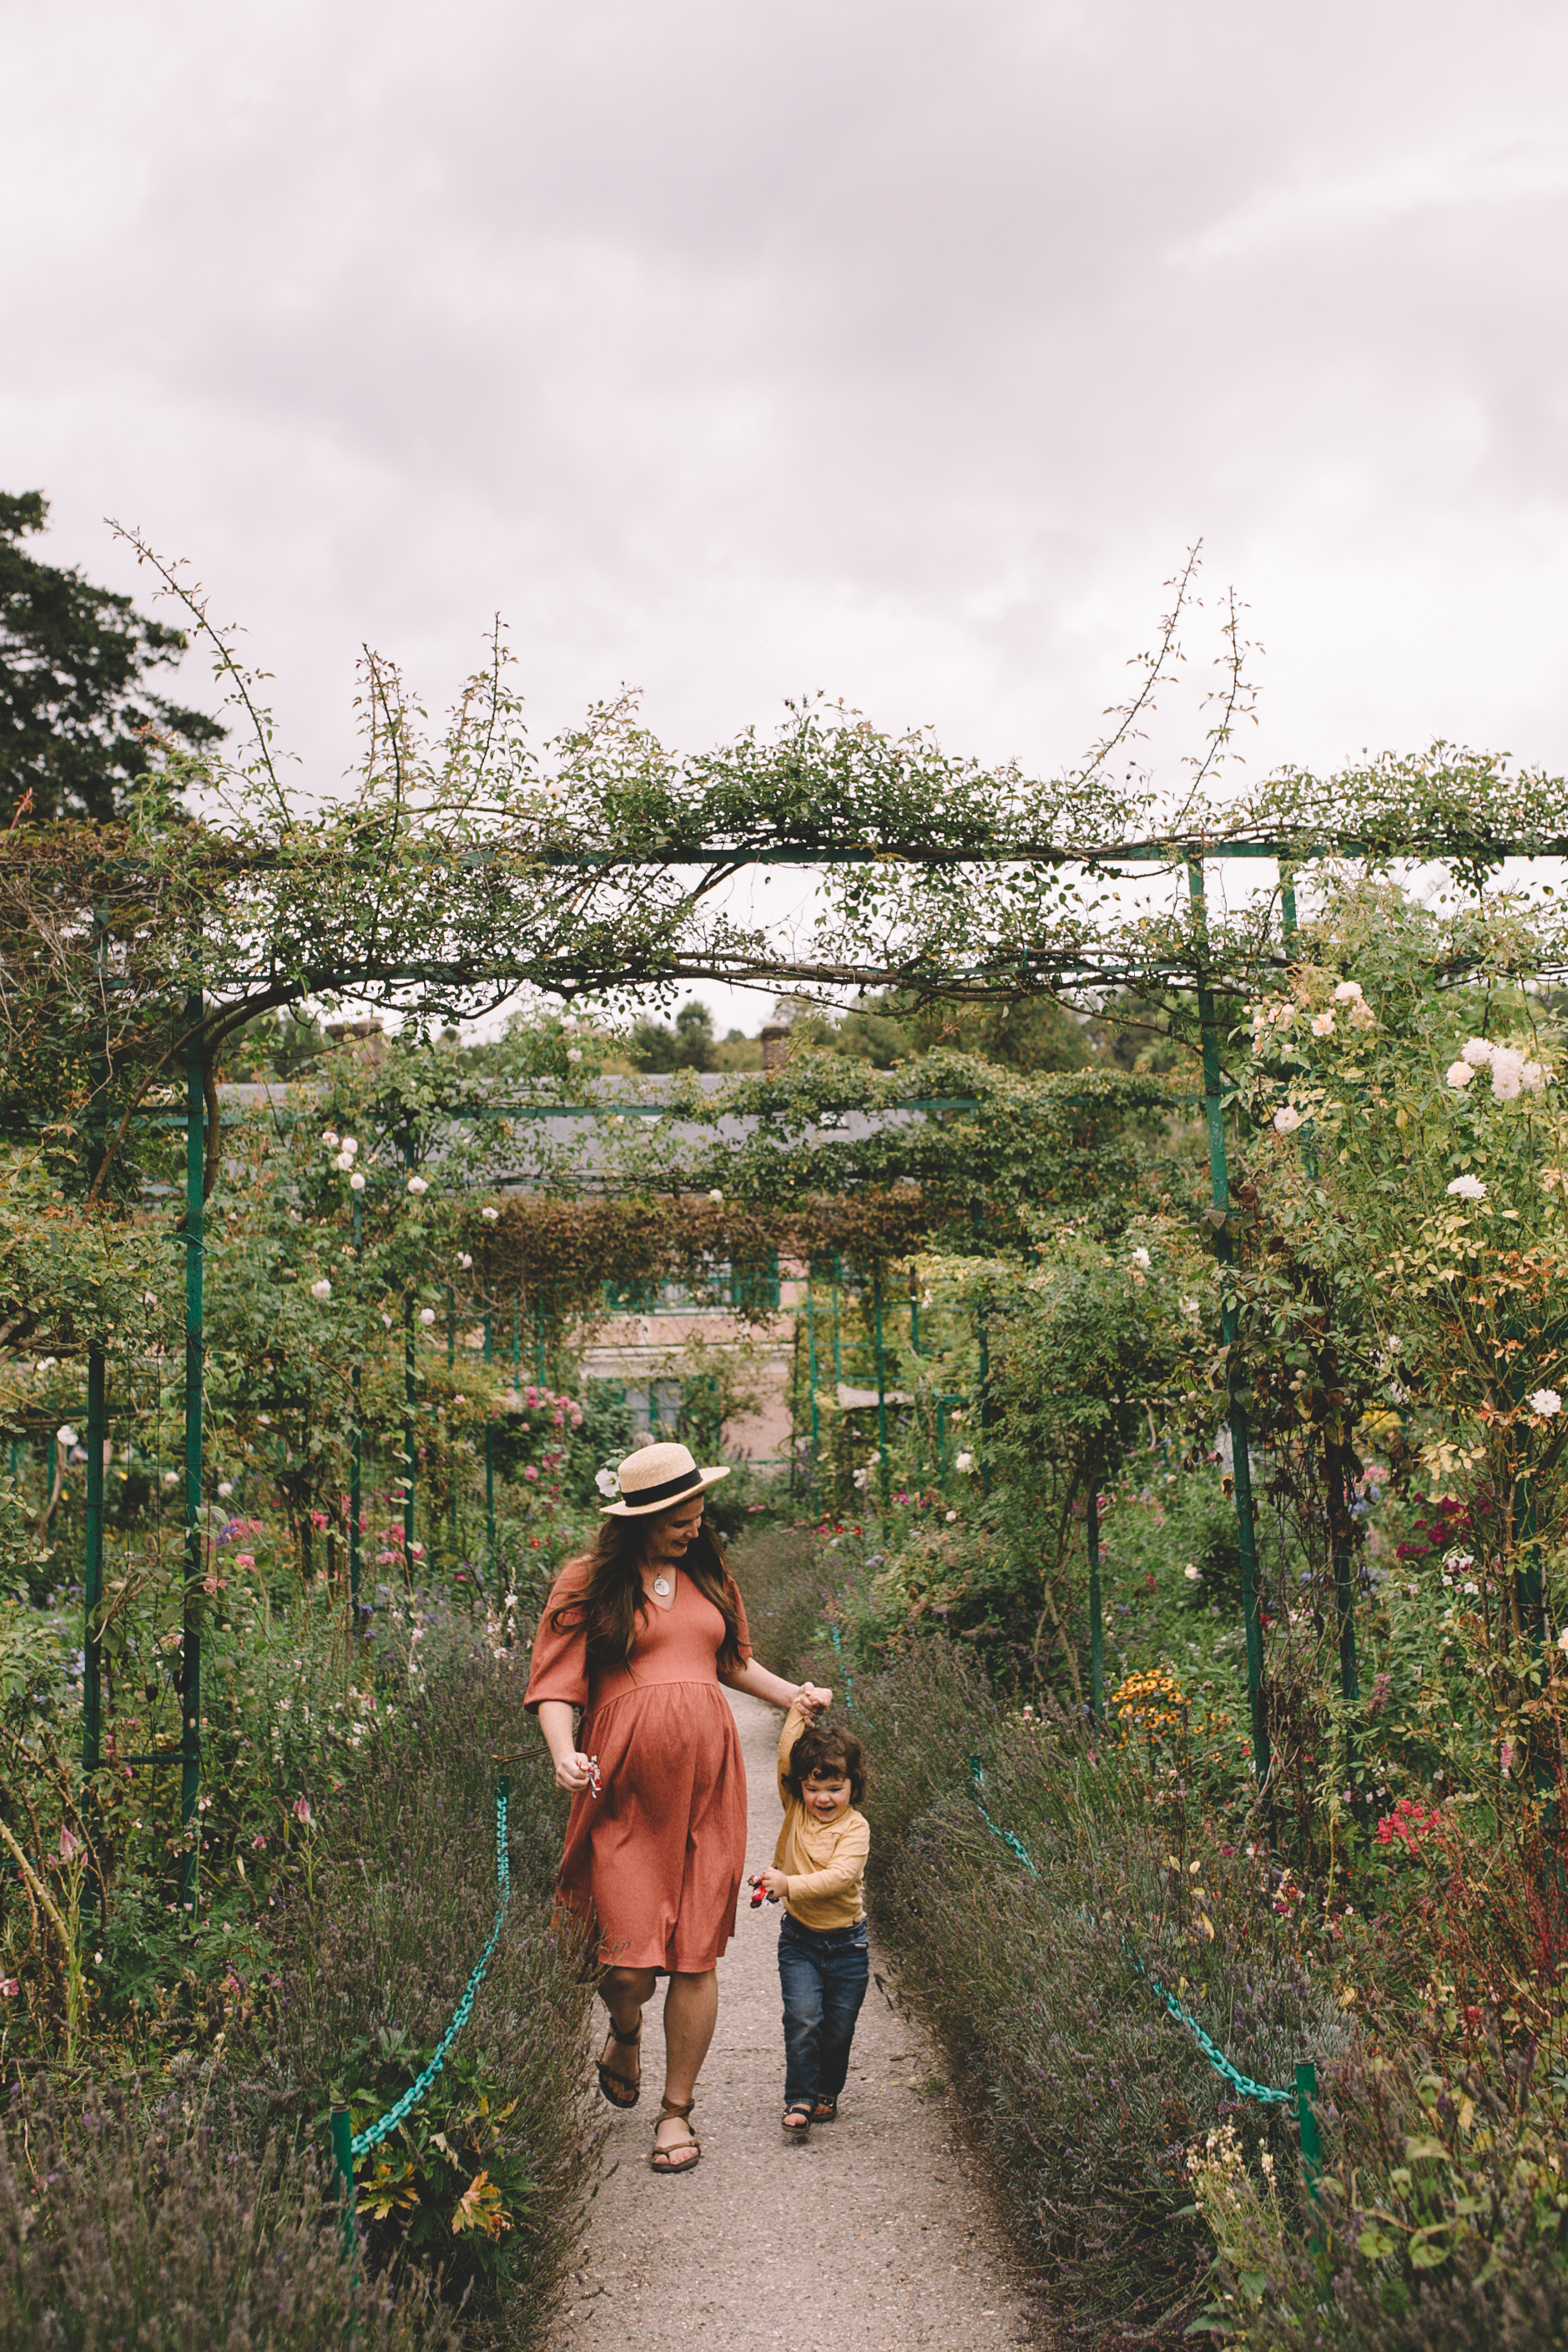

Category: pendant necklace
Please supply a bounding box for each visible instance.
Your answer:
[653,1576,672,1598]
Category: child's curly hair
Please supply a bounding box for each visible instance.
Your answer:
[785,1720,867,1807]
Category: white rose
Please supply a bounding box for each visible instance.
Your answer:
[566,1047,582,1063]
[1522,1061,1548,1093]
[57,1425,78,1448]
[594,1466,620,1498]
[1491,1047,1525,1103]
[955,1451,976,1473]
[1530,1389,1561,1416]
[350,1172,366,1191]
[217,1480,234,1498]
[708,1189,724,1204]
[1311,1012,1335,1037]
[481,1206,500,1222]
[458,1253,473,1269]
[420,1307,437,1326]
[322,1131,340,1149]
[406,1175,429,1196]
[1445,1060,1475,1089]
[1332,981,1364,1003]
[1273,1106,1303,1135]
[334,1153,353,1172]
[342,1138,359,1157]
[1461,1037,1494,1067]
[1349,1000,1376,1030]
[1132,1246,1151,1269]
[310,1279,332,1301]
[1446,1173,1487,1201]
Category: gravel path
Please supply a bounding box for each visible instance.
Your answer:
[543,1689,1037,2350]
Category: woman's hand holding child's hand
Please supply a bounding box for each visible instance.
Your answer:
[796,1683,833,1718]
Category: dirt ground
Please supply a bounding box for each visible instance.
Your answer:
[542,1688,1038,2351]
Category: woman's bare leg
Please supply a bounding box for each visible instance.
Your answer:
[653,1969,718,2163]
[601,1964,656,2093]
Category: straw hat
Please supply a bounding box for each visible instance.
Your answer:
[597,1441,731,1518]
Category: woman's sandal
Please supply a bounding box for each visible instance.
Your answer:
[595,2017,642,2110]
[651,2097,701,2174]
[782,2102,814,2142]
[810,2097,838,2123]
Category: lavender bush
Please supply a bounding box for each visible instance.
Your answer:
[0,2077,457,2351]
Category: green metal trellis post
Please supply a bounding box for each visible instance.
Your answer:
[805,1271,820,1497]
[350,1188,362,1629]
[446,1285,457,1562]
[908,1263,921,1478]
[872,1264,890,1504]
[1187,861,1271,1790]
[1087,1475,1104,1723]
[83,1345,105,1779]
[400,1135,416,1564]
[484,1307,497,1589]
[181,994,204,1909]
[1282,871,1360,1755]
[83,911,108,1787]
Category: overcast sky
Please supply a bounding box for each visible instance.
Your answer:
[4,0,1565,1027]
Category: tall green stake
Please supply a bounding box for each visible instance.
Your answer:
[181,995,205,1909]
[805,1271,820,1498]
[484,1307,497,1591]
[83,1345,105,1776]
[350,1187,363,1633]
[872,1264,890,1504]
[401,1137,416,1561]
[1187,861,1271,1791]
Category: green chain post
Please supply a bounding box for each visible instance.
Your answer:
[1187,861,1271,1792]
[1296,2061,1323,2228]
[330,2107,356,2259]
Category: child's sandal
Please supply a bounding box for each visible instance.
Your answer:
[782,2102,814,2142]
[810,2097,838,2122]
[651,2097,701,2174]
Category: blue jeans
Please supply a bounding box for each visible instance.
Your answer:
[778,1914,870,2110]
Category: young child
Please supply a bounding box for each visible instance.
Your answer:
[755,1698,871,2142]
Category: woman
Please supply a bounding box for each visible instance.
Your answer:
[527,1441,830,2175]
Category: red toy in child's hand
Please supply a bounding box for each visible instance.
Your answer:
[748,1875,779,1908]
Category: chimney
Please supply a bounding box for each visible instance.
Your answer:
[760,1023,789,1073]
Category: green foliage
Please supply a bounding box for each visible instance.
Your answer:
[0,491,224,825]
[0,2082,456,2352]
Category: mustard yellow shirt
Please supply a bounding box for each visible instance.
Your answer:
[772,1701,870,1931]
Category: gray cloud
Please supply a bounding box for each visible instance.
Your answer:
[3,0,1565,1013]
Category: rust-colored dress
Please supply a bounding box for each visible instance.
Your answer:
[525,1567,752,1973]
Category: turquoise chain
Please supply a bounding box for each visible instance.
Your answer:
[967,1757,1040,1878]
[964,1758,1295,2112]
[349,1778,512,2159]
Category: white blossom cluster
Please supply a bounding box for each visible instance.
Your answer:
[1444,1037,1549,1099]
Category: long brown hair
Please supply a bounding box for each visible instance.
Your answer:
[549,1511,745,1673]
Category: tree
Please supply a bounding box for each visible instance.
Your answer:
[628,999,718,1073]
[0,492,223,822]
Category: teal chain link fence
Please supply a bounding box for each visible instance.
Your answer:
[329,1776,512,2234]
[965,1757,1323,2195]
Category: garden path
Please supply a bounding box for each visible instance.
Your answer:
[542,1689,1037,2351]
